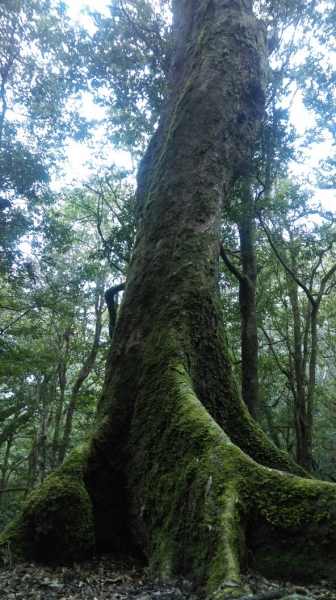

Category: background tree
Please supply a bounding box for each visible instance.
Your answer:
[0,169,135,526]
[220,176,261,421]
[258,182,336,471]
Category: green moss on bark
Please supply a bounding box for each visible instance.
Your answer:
[117,319,320,590]
[0,443,95,564]
[241,465,336,580]
[125,341,336,593]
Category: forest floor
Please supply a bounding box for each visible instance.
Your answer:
[0,553,335,600]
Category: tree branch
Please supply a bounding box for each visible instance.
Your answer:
[220,245,244,283]
[259,218,315,305]
[119,0,169,75]
[0,308,32,335]
[259,325,292,381]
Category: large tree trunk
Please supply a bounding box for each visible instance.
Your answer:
[2,0,336,595]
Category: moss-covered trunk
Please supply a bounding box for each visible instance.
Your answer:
[3,0,336,596]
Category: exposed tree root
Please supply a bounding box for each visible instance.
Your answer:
[2,352,336,598]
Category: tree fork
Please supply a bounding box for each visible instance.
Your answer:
[2,0,336,596]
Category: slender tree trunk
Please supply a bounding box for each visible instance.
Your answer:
[306,303,318,470]
[57,290,104,465]
[286,273,306,467]
[238,176,260,420]
[26,375,53,492]
[221,175,260,421]
[3,1,336,592]
[0,432,13,506]
[26,402,48,494]
[262,222,336,472]
[51,328,71,468]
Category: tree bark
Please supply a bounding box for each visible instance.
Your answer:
[3,0,336,594]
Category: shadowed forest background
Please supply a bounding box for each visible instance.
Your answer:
[1,0,336,570]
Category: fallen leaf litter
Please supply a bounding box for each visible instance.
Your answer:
[0,554,335,600]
